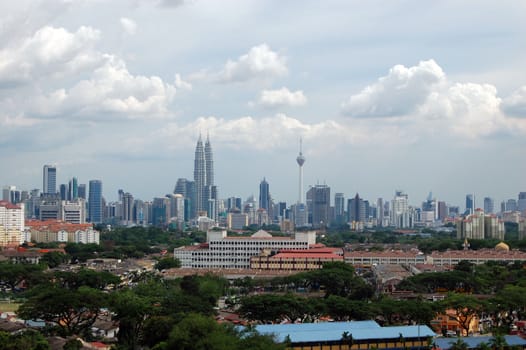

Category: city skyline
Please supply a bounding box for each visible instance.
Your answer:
[0,1,525,207]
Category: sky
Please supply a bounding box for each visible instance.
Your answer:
[0,0,525,208]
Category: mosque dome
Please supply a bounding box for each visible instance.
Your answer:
[495,242,510,251]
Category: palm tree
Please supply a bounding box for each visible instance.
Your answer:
[449,338,469,350]
[489,334,507,350]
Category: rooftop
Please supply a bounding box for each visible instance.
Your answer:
[251,321,435,343]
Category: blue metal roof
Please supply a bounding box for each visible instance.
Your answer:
[435,336,526,350]
[252,321,435,343]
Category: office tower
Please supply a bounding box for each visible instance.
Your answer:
[152,197,170,226]
[59,184,67,201]
[506,199,517,212]
[88,180,103,223]
[465,194,474,215]
[518,192,526,212]
[348,193,366,223]
[296,138,306,204]
[483,197,494,214]
[122,192,134,225]
[193,134,215,217]
[78,184,86,199]
[259,178,270,211]
[68,177,78,200]
[2,186,18,204]
[390,190,411,228]
[376,198,384,226]
[437,201,447,221]
[174,178,196,220]
[306,184,331,228]
[334,193,345,223]
[43,165,57,194]
[227,197,242,211]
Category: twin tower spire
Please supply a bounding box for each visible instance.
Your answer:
[194,133,215,215]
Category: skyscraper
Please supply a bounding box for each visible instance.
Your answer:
[390,190,411,228]
[43,165,57,195]
[259,178,270,212]
[193,134,215,218]
[334,193,345,223]
[306,184,331,228]
[348,193,366,223]
[68,177,78,200]
[483,197,494,214]
[88,180,103,224]
[465,194,475,215]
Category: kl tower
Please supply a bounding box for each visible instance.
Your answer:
[296,138,306,204]
[294,138,307,228]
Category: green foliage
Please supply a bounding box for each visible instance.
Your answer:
[158,313,285,350]
[0,261,45,291]
[18,285,107,337]
[439,293,485,336]
[0,329,50,350]
[40,251,69,268]
[154,256,181,270]
[52,269,120,290]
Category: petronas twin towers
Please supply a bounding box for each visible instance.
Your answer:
[194,134,216,217]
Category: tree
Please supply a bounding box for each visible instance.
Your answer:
[489,334,508,350]
[449,338,468,350]
[440,293,485,336]
[17,285,107,337]
[40,251,69,268]
[158,313,285,350]
[53,269,120,290]
[110,289,155,349]
[0,329,50,350]
[0,262,45,291]
[154,257,181,270]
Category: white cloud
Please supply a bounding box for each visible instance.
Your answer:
[216,44,287,83]
[341,60,526,139]
[0,25,102,86]
[257,87,307,108]
[174,73,192,91]
[341,59,446,117]
[120,17,137,36]
[29,55,177,119]
[501,86,526,118]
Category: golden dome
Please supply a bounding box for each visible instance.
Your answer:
[495,242,510,251]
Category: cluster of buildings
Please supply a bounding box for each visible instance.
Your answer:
[2,135,526,249]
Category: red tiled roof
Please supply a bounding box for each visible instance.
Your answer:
[0,201,21,210]
[271,252,343,260]
[25,219,92,233]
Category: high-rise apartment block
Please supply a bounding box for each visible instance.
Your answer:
[0,200,24,247]
[457,209,504,240]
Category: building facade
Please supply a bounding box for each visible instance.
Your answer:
[174,229,316,269]
[88,180,103,224]
[0,201,24,247]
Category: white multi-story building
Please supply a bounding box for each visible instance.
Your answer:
[174,229,316,269]
[390,191,412,228]
[0,200,25,246]
[456,209,505,240]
